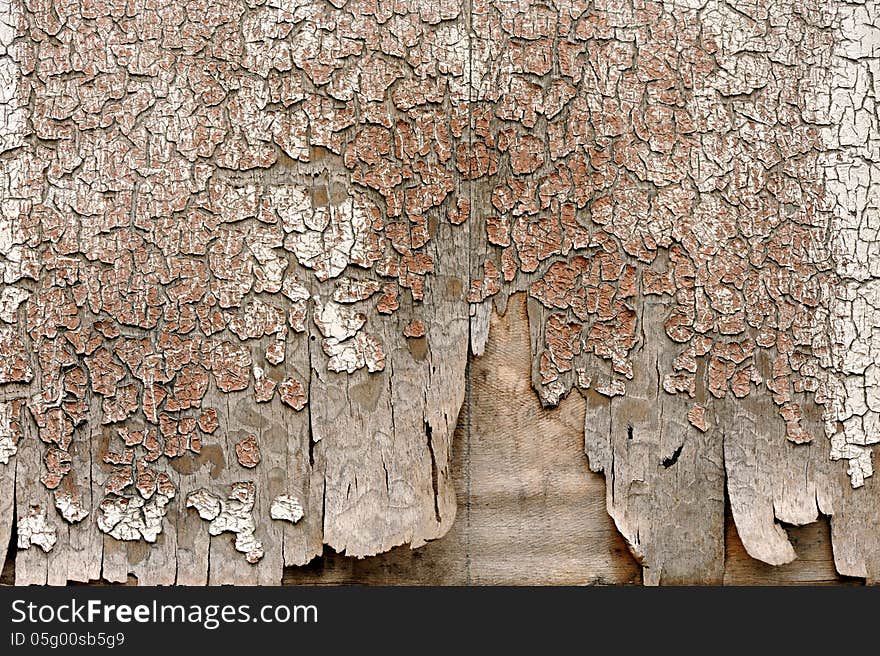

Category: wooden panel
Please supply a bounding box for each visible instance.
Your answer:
[1,0,875,586]
[4,294,853,586]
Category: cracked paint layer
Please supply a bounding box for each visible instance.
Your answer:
[97,474,175,542]
[54,491,89,523]
[186,483,264,564]
[270,494,304,525]
[820,0,880,487]
[0,400,22,464]
[17,505,56,552]
[1,0,879,585]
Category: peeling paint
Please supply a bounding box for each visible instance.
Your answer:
[0,399,22,465]
[17,505,57,552]
[97,475,175,542]
[54,490,89,523]
[2,0,879,583]
[234,434,261,469]
[270,494,304,524]
[187,483,264,564]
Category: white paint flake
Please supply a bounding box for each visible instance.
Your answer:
[312,300,385,372]
[97,484,175,542]
[0,0,25,156]
[185,488,222,521]
[313,301,366,341]
[270,494,304,524]
[17,505,57,552]
[0,400,19,464]
[282,196,378,282]
[0,286,28,323]
[54,491,89,523]
[332,278,381,303]
[324,332,386,373]
[186,482,264,564]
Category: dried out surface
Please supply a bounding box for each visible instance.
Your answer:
[0,0,879,584]
[4,295,853,585]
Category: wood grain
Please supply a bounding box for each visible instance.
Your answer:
[3,294,855,585]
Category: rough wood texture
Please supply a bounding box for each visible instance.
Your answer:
[0,0,878,586]
[580,298,725,585]
[2,294,856,585]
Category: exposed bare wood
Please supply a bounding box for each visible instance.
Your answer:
[0,0,878,586]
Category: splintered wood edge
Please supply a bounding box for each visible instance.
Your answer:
[1,0,879,585]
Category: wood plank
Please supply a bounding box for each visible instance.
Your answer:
[2,293,858,586]
[285,293,641,585]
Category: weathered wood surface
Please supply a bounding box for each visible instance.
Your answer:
[1,295,861,585]
[1,0,879,586]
